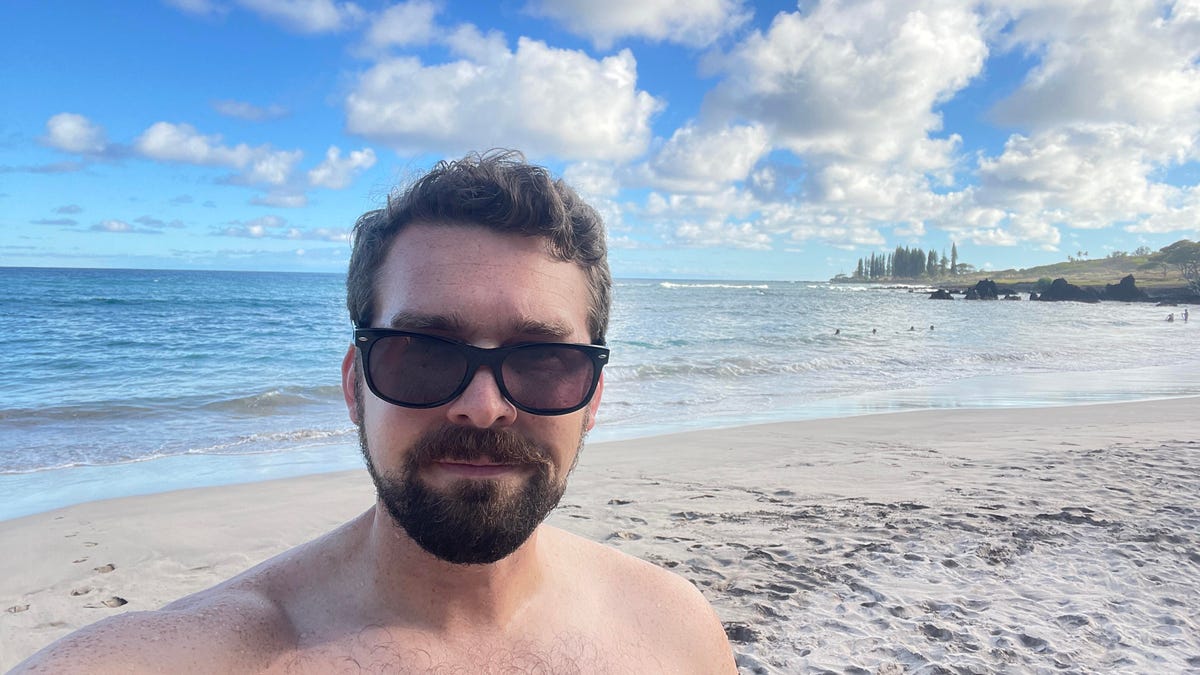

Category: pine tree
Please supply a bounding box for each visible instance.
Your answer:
[950,242,959,276]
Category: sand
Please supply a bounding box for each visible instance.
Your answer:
[2,398,1199,672]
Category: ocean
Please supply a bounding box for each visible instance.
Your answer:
[2,266,1198,520]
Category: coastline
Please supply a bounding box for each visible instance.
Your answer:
[4,397,1199,671]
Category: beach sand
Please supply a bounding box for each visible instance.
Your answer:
[3,398,1198,672]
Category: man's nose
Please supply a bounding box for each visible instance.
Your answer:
[444,366,517,428]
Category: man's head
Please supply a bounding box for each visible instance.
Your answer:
[341,151,611,566]
[346,149,611,344]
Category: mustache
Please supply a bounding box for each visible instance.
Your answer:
[409,425,551,466]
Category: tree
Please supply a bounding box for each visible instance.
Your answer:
[855,258,865,279]
[926,249,938,277]
[1158,240,1200,294]
[950,243,958,276]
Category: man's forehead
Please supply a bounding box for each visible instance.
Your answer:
[372,225,592,339]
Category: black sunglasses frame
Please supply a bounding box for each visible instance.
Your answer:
[353,328,609,416]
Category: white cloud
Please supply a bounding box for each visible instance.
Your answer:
[251,190,309,208]
[219,215,349,241]
[563,162,621,199]
[1126,184,1200,234]
[707,1,985,169]
[562,161,626,231]
[93,220,132,233]
[362,0,439,50]
[443,23,509,61]
[221,214,287,238]
[644,123,770,192]
[212,100,289,121]
[525,0,752,48]
[989,0,1200,137]
[976,125,1176,226]
[672,219,772,250]
[345,38,663,161]
[91,219,163,234]
[133,122,302,186]
[134,215,186,229]
[935,0,1200,248]
[307,146,377,189]
[163,0,225,15]
[235,0,364,32]
[42,113,109,155]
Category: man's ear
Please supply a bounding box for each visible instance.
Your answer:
[584,372,603,432]
[341,345,361,425]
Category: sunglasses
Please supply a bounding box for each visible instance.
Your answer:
[354,328,609,416]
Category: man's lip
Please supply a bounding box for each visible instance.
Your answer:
[430,459,526,478]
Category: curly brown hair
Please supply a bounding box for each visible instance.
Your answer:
[346,150,612,344]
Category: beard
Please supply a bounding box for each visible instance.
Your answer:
[358,417,584,566]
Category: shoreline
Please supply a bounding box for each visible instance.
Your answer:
[7,359,1200,523]
[4,397,1199,671]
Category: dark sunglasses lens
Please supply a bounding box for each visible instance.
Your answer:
[368,334,467,406]
[502,345,595,412]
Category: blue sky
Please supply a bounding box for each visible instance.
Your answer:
[3,0,1199,280]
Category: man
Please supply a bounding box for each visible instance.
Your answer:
[16,151,737,673]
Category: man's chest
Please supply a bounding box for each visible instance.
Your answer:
[266,626,649,674]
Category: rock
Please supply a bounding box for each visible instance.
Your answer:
[929,289,954,300]
[964,279,999,300]
[1036,278,1101,303]
[1029,292,1040,301]
[1102,275,1148,302]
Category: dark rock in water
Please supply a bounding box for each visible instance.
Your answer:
[1029,292,1040,301]
[929,289,954,300]
[964,279,1000,300]
[1036,278,1101,303]
[1103,275,1148,302]
[1004,294,1021,300]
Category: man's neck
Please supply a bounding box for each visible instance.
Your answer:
[360,503,549,630]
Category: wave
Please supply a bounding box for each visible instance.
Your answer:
[659,282,770,290]
[606,348,1070,383]
[182,427,355,455]
[0,385,344,423]
[200,386,344,412]
[0,426,357,475]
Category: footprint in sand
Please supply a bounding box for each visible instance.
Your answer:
[72,557,88,564]
[70,587,92,597]
[84,597,127,609]
[6,604,30,613]
[83,541,98,547]
[93,563,116,574]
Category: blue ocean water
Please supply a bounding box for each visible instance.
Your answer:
[2,267,1198,520]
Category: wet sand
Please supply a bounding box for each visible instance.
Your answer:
[3,398,1199,672]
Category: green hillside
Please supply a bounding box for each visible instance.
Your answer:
[835,240,1199,293]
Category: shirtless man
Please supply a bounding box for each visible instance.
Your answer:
[15,151,737,673]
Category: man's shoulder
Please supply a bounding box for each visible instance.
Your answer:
[14,514,367,673]
[12,585,295,673]
[545,527,737,672]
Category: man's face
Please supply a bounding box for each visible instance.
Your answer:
[341,223,603,565]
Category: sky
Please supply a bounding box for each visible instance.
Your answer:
[3,0,1199,280]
